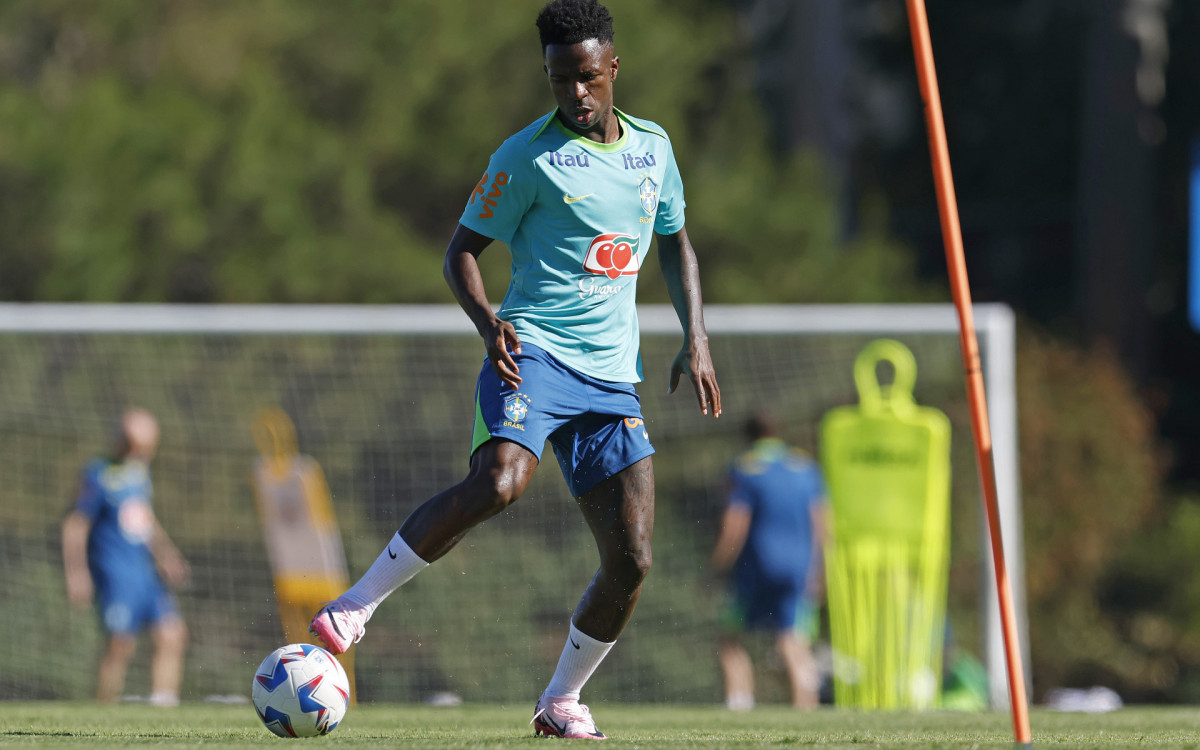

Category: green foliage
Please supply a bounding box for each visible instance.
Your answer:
[0,0,932,304]
[1015,330,1162,697]
[1087,496,1200,702]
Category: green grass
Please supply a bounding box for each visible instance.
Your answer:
[3,702,1200,748]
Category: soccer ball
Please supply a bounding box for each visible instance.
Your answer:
[252,643,350,737]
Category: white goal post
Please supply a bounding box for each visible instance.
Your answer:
[0,302,1025,706]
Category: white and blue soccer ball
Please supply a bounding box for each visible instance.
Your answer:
[252,643,350,738]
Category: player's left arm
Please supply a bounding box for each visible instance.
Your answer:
[150,517,190,590]
[807,499,830,602]
[658,227,722,418]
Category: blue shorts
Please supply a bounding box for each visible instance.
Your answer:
[95,575,178,637]
[471,343,655,497]
[721,579,816,636]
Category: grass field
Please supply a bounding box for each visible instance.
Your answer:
[4,703,1200,748]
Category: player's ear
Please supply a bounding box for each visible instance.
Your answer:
[610,55,619,81]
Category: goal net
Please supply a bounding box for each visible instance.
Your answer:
[0,303,1024,706]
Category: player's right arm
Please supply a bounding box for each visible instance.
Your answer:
[449,133,538,390]
[63,465,103,608]
[710,504,751,576]
[710,473,753,576]
[443,224,523,389]
[62,511,93,608]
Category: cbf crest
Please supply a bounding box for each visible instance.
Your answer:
[638,176,658,214]
[503,394,530,423]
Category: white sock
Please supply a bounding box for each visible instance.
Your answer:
[543,623,615,702]
[340,532,428,620]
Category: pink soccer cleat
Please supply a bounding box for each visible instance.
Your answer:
[308,600,366,655]
[531,694,607,740]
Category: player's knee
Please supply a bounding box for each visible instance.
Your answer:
[610,543,652,585]
[158,619,188,652]
[466,466,525,517]
[631,545,653,581]
[106,636,137,661]
[491,470,525,508]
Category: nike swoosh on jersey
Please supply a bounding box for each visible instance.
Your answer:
[562,193,593,204]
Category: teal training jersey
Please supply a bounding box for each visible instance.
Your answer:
[458,108,686,383]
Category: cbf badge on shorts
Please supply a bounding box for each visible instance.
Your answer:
[503,393,531,426]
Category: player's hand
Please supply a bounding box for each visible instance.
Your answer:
[159,553,191,590]
[668,337,722,417]
[483,318,523,390]
[66,570,93,609]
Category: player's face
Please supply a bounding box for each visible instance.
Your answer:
[123,411,160,461]
[544,39,619,143]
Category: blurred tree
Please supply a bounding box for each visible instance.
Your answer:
[1016,330,1160,696]
[0,0,933,305]
[846,0,1089,321]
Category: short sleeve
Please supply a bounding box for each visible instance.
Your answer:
[653,138,686,235]
[726,468,756,511]
[74,464,104,520]
[458,138,538,244]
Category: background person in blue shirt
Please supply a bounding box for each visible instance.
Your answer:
[62,408,189,705]
[711,412,828,710]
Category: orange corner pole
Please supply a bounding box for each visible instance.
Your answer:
[903,0,1032,746]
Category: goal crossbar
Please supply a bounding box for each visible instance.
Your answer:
[0,303,1008,336]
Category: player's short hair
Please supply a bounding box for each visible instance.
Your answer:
[536,0,614,51]
[745,411,779,442]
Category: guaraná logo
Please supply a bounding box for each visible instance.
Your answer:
[582,232,641,280]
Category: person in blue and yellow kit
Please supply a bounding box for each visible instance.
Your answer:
[62,408,189,705]
[711,412,828,710]
[307,0,722,739]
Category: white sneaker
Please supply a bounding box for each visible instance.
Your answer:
[531,694,606,740]
[308,600,366,655]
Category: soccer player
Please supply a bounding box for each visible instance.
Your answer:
[710,412,827,710]
[310,0,721,739]
[62,408,190,705]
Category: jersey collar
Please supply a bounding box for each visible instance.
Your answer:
[531,108,631,152]
[751,438,788,457]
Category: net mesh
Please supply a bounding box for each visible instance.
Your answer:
[0,306,1001,704]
